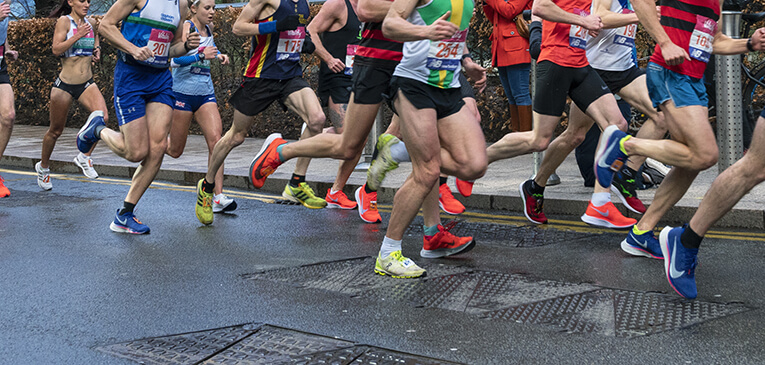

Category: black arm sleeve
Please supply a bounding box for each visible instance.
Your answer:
[529,21,542,60]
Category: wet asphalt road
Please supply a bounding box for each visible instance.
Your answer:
[1,167,765,364]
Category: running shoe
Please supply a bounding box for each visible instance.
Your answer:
[35,161,52,191]
[421,221,476,258]
[612,169,645,214]
[519,180,547,224]
[325,189,357,209]
[213,193,237,213]
[455,178,474,197]
[594,125,630,189]
[620,228,663,259]
[249,133,286,189]
[642,158,669,186]
[581,201,636,229]
[0,175,10,198]
[374,250,426,278]
[660,225,699,299]
[367,134,400,191]
[355,184,381,223]
[439,183,465,215]
[110,209,150,234]
[283,182,327,209]
[76,110,105,153]
[195,179,214,225]
[73,152,99,179]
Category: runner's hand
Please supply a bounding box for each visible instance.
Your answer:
[186,31,201,50]
[327,58,344,73]
[276,15,301,32]
[0,4,10,21]
[463,58,486,92]
[76,21,92,39]
[217,53,230,65]
[131,46,154,61]
[581,14,602,34]
[659,41,690,66]
[428,12,459,41]
[751,28,765,51]
[202,46,218,60]
[93,47,100,62]
[4,49,17,61]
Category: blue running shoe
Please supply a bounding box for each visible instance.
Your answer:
[109,209,151,234]
[620,229,663,259]
[595,125,630,189]
[76,111,105,153]
[660,225,699,299]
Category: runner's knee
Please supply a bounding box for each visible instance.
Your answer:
[305,112,326,134]
[124,148,148,163]
[0,109,15,128]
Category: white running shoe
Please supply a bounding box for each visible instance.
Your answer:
[213,193,238,213]
[73,152,99,179]
[35,161,52,191]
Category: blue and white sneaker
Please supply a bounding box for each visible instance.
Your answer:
[594,125,630,189]
[76,111,105,153]
[620,228,663,259]
[660,225,699,299]
[109,209,151,234]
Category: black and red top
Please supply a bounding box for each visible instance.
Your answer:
[650,0,720,79]
[354,20,403,70]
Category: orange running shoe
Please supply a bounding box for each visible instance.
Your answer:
[581,201,636,229]
[421,221,475,258]
[455,179,474,197]
[249,133,287,189]
[354,184,381,223]
[0,175,9,198]
[325,189,357,209]
[438,183,465,215]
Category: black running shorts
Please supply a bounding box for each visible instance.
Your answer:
[390,76,465,120]
[230,76,311,117]
[53,77,95,100]
[351,63,395,105]
[533,60,610,116]
[318,76,352,107]
[458,72,475,99]
[596,66,645,94]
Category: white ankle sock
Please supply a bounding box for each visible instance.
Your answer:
[591,192,611,207]
[390,141,410,163]
[380,236,402,258]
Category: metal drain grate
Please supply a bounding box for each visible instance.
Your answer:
[293,345,463,365]
[270,199,301,205]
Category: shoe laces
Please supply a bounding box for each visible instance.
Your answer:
[532,194,544,213]
[299,183,317,197]
[132,216,144,225]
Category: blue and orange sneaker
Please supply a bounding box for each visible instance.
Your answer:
[595,125,630,189]
[620,227,663,259]
[76,111,105,153]
[660,225,699,299]
[249,133,287,189]
[109,209,150,234]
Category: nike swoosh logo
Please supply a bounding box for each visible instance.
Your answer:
[78,133,87,142]
[117,217,128,226]
[669,238,684,279]
[597,141,618,169]
[593,207,609,217]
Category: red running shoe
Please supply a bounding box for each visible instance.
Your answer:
[354,184,381,223]
[455,179,474,197]
[325,189,357,209]
[249,133,286,189]
[421,221,475,258]
[438,183,465,215]
[0,175,9,198]
[581,201,636,229]
[519,180,547,224]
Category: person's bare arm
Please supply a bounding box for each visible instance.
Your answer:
[383,0,457,42]
[169,4,198,57]
[533,0,601,31]
[593,0,636,29]
[307,0,344,73]
[99,0,155,60]
[52,17,93,56]
[631,0,688,65]
[357,0,392,23]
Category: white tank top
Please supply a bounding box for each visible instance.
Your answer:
[586,0,636,71]
[63,15,95,58]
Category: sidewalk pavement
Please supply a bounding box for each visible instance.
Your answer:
[3,124,764,229]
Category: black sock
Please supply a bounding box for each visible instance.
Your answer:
[119,201,135,216]
[290,174,305,187]
[202,179,215,194]
[439,176,448,186]
[680,224,703,249]
[364,183,375,193]
[529,180,544,194]
[94,125,105,139]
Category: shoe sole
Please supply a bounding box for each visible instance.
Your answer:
[76,111,104,153]
[373,263,426,279]
[620,239,662,259]
[355,187,381,223]
[580,213,634,229]
[456,182,473,197]
[326,201,357,210]
[109,222,150,234]
[594,125,620,189]
[73,156,99,179]
[610,185,645,214]
[282,190,326,209]
[438,201,465,215]
[213,201,238,213]
[519,181,546,224]
[249,133,283,189]
[659,226,689,298]
[645,158,671,176]
[420,239,476,258]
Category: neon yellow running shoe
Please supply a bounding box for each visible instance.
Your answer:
[374,250,426,278]
[282,182,328,209]
[195,179,214,225]
[367,134,400,191]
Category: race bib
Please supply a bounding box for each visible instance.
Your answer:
[146,29,173,66]
[689,15,716,63]
[344,44,358,76]
[276,27,305,62]
[426,29,468,72]
[613,9,636,47]
[569,8,589,49]
[71,27,95,56]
